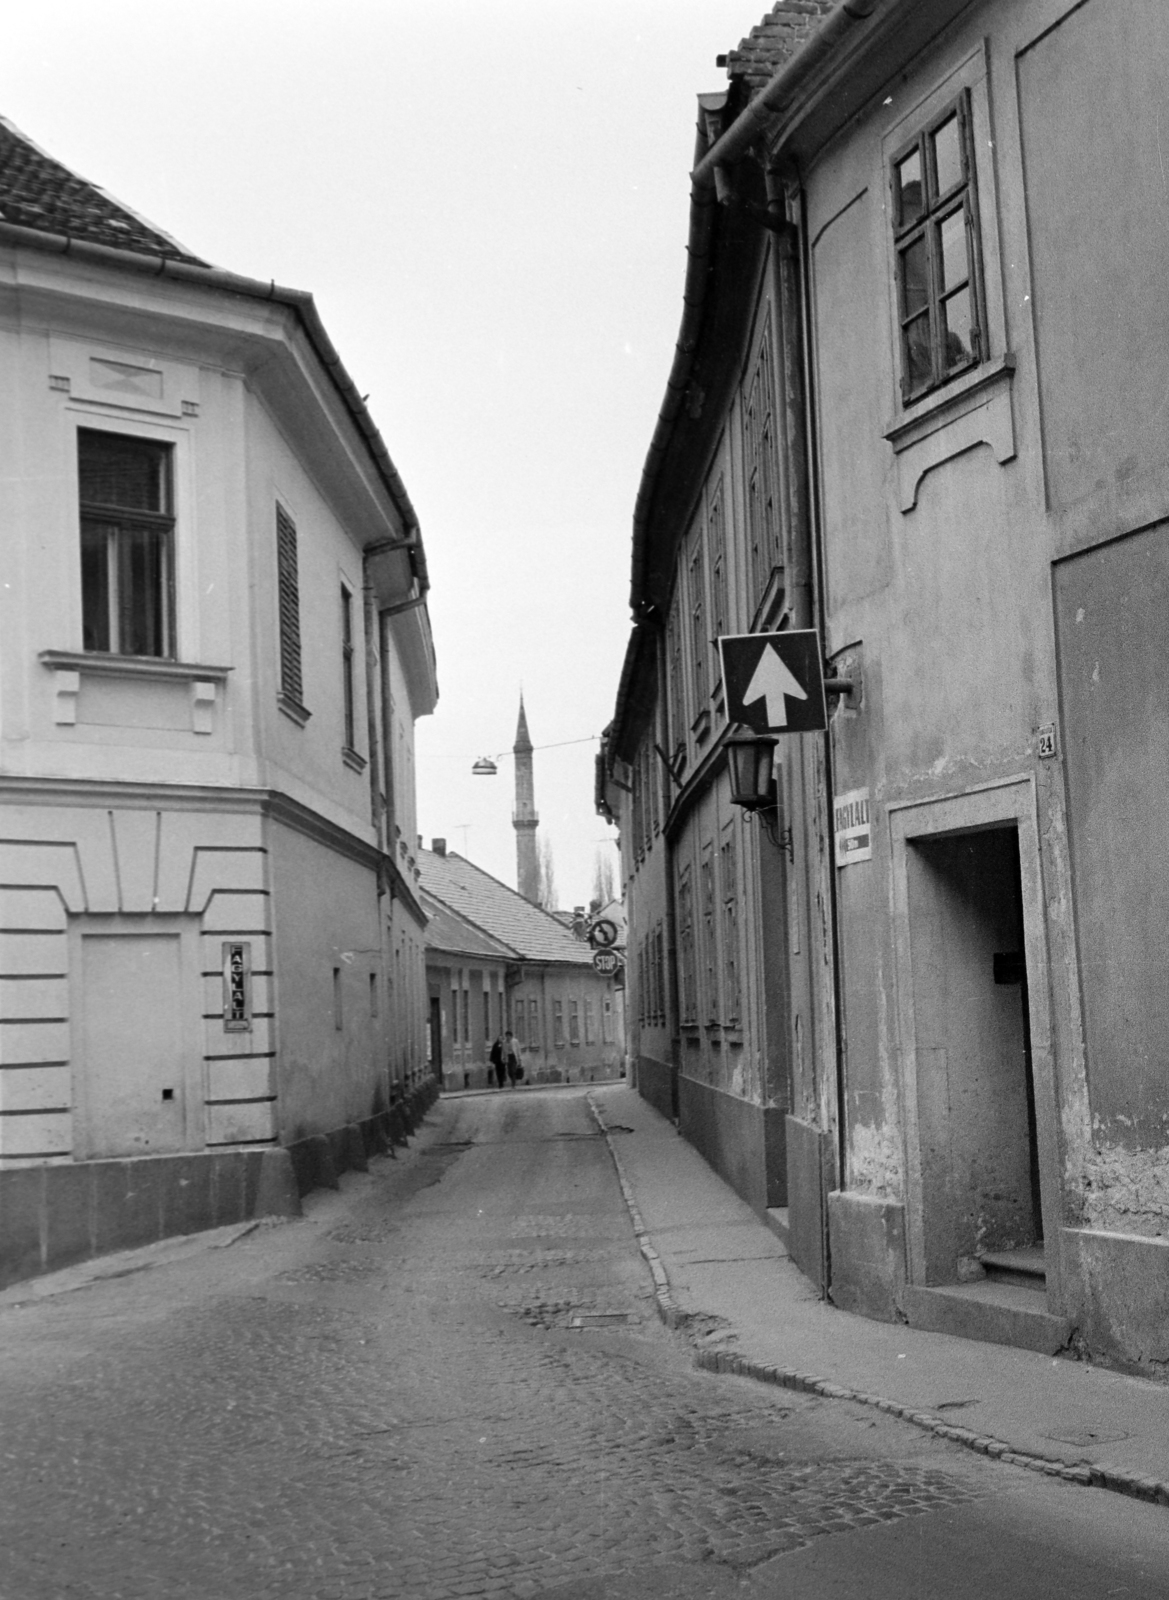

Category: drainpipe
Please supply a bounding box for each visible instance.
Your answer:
[784,168,850,1219]
[691,0,882,196]
[379,610,397,873]
[362,568,384,849]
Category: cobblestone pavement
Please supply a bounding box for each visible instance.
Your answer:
[1,1088,1168,1600]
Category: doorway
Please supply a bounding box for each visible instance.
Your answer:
[905,825,1044,1285]
[76,925,193,1158]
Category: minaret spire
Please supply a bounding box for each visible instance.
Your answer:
[513,695,540,903]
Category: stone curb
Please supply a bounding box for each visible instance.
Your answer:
[586,1094,1169,1515]
[692,1349,1169,1508]
[586,1093,678,1322]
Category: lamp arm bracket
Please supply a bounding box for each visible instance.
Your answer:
[654,742,685,789]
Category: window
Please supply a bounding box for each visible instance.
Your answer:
[677,864,697,1026]
[667,597,686,763]
[709,478,728,676]
[701,841,718,1025]
[514,997,526,1045]
[528,997,538,1043]
[689,536,709,712]
[585,999,596,1045]
[892,91,983,403]
[79,430,174,658]
[450,984,459,1043]
[743,327,781,599]
[553,1000,565,1047]
[602,996,614,1044]
[276,504,305,709]
[340,584,356,752]
[569,999,580,1045]
[483,989,491,1043]
[721,824,741,1028]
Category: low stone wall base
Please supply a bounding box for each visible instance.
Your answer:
[827,1190,907,1322]
[287,1079,442,1199]
[677,1076,787,1215]
[0,1146,301,1291]
[636,1055,676,1123]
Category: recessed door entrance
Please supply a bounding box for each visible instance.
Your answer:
[905,825,1044,1285]
[78,928,190,1158]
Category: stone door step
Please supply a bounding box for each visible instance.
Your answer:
[980,1246,1047,1290]
[901,1279,1071,1355]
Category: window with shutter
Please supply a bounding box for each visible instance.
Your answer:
[340,583,357,754]
[276,503,307,717]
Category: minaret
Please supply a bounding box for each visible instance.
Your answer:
[513,696,540,903]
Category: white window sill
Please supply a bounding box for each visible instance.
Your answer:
[40,649,232,683]
[277,692,311,728]
[40,650,231,732]
[342,746,367,774]
[883,353,1016,511]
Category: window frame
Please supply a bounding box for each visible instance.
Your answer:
[78,428,176,661]
[890,89,986,405]
[275,502,308,722]
[340,582,357,755]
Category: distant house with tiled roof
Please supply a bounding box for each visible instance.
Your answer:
[419,842,623,1091]
[0,115,437,1286]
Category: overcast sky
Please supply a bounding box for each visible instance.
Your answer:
[5,0,759,908]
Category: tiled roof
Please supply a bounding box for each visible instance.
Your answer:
[721,1,838,91]
[421,894,515,963]
[418,849,594,967]
[0,117,205,264]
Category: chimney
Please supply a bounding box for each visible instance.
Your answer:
[431,838,447,856]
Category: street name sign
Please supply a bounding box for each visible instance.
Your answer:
[718,630,827,734]
[834,787,872,866]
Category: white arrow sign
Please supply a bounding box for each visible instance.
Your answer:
[744,644,808,728]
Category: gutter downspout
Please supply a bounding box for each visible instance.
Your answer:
[362,568,384,848]
[629,116,721,612]
[630,0,882,618]
[691,0,881,193]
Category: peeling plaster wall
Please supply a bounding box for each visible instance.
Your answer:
[847,1118,904,1201]
[1079,1142,1169,1238]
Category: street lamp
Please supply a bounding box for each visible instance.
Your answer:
[724,733,791,859]
[470,734,601,776]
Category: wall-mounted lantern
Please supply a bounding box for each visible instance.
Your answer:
[725,733,792,860]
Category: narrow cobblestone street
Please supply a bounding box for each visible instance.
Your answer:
[2,1086,1168,1599]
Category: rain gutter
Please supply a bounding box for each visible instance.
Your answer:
[629,0,881,619]
[0,218,428,595]
[690,0,882,193]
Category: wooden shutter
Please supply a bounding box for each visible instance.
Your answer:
[276,504,303,704]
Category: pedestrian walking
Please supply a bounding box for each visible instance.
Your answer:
[489,1035,507,1090]
[504,1030,523,1087]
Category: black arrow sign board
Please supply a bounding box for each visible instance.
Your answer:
[718,630,828,734]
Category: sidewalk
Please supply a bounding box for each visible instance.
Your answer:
[589,1083,1169,1508]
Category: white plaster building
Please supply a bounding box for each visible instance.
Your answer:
[0,118,437,1282]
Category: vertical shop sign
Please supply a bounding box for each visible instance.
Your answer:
[222,941,253,1032]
